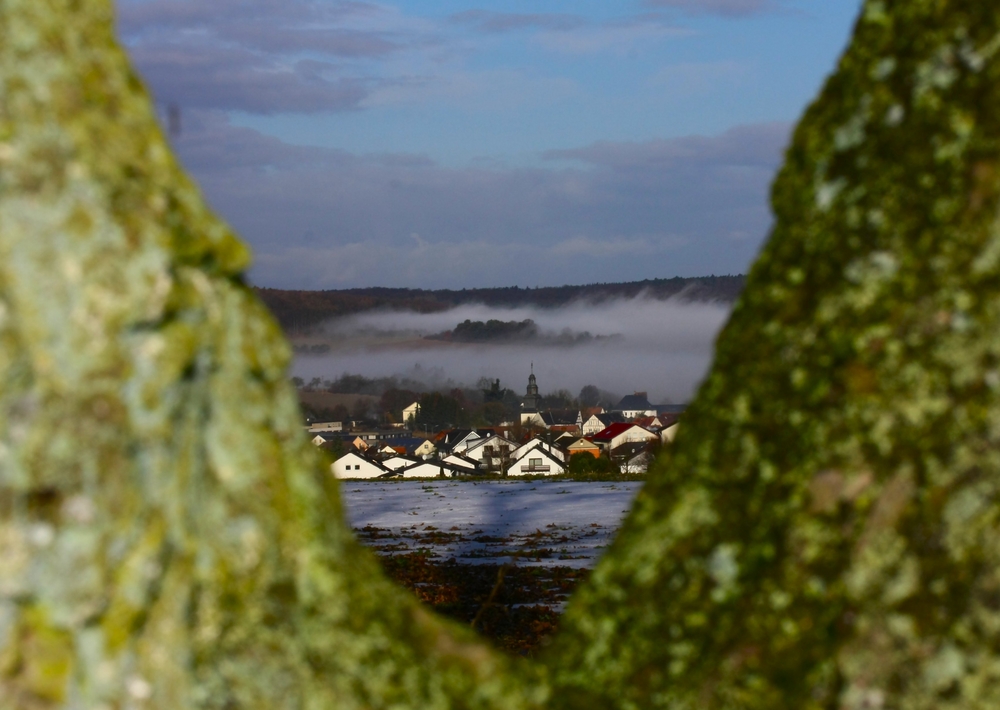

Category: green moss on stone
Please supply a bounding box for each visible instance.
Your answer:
[548,2,1000,708]
[6,0,1000,708]
[0,1,538,708]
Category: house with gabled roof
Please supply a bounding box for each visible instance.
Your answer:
[591,422,657,451]
[610,441,655,474]
[331,451,392,479]
[413,439,437,458]
[442,452,479,471]
[402,401,420,427]
[511,437,566,463]
[381,455,420,472]
[554,431,578,448]
[436,429,484,453]
[582,411,626,436]
[463,433,518,473]
[379,437,434,456]
[613,392,656,420]
[311,431,343,447]
[507,447,566,477]
[633,415,665,432]
[567,437,601,459]
[398,459,476,478]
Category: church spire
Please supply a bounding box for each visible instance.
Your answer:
[522,365,540,412]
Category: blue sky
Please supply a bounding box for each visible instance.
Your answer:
[117,0,862,289]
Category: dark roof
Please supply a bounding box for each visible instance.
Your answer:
[380,437,431,453]
[590,412,626,426]
[435,429,482,451]
[540,409,580,426]
[658,413,681,428]
[615,394,652,411]
[610,441,653,459]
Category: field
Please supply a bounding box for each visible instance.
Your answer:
[342,480,642,655]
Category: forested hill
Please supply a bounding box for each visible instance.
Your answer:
[256,274,745,333]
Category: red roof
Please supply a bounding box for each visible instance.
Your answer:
[591,422,649,441]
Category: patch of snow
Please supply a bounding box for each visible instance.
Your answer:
[343,480,642,568]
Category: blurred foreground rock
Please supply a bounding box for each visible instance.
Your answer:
[551,2,1000,709]
[3,1,1000,708]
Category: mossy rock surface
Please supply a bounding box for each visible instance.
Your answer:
[4,0,1000,708]
[550,2,1000,708]
[0,2,536,708]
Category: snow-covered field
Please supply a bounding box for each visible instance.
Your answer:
[341,480,643,568]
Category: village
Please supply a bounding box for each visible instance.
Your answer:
[306,368,684,479]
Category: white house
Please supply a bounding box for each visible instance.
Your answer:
[507,447,566,477]
[402,401,420,426]
[661,422,679,444]
[591,423,658,451]
[511,437,566,463]
[463,434,518,472]
[398,460,472,478]
[610,442,654,474]
[382,455,420,471]
[582,412,625,436]
[445,430,485,453]
[613,393,656,420]
[331,452,391,479]
[620,449,653,474]
[311,432,341,447]
[443,453,479,470]
[413,439,437,458]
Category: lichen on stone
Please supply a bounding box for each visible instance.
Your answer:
[548,2,1000,709]
[7,0,1000,708]
[0,2,537,708]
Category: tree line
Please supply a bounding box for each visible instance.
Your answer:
[256,275,746,334]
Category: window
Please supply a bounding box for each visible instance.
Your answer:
[529,458,542,467]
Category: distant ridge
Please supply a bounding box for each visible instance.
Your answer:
[256,274,745,334]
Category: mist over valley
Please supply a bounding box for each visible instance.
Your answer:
[291,295,732,405]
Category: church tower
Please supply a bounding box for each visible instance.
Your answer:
[521,364,540,415]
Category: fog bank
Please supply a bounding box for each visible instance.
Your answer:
[292,297,731,403]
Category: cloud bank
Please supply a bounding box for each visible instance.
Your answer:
[170,112,789,289]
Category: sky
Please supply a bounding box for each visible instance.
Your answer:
[116,0,863,290]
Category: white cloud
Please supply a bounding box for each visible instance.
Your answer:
[644,0,789,16]
[534,20,690,55]
[168,114,789,288]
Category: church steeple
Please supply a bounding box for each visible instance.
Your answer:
[521,364,540,413]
